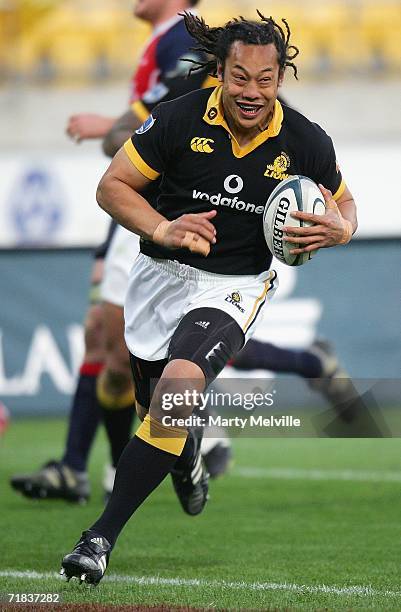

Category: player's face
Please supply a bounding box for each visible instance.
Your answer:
[133,0,165,22]
[219,42,284,138]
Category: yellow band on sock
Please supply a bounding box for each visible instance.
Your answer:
[135,414,187,456]
[96,373,135,411]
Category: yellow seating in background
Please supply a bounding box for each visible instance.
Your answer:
[359,3,401,72]
[5,1,149,81]
[1,0,400,83]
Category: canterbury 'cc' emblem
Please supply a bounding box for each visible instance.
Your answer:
[190,137,214,153]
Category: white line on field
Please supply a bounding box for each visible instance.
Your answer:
[234,466,401,483]
[0,570,400,599]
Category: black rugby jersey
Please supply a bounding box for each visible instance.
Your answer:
[95,78,216,260]
[124,86,345,275]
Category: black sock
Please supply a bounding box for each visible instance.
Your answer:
[173,424,204,471]
[173,428,195,471]
[233,339,323,378]
[102,406,135,468]
[90,436,178,546]
[62,369,102,472]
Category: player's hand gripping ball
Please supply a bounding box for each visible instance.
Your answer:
[263,175,326,266]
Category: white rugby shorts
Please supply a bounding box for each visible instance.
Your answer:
[124,254,278,361]
[100,226,140,307]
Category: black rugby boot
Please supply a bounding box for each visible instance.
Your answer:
[171,428,209,516]
[60,530,111,586]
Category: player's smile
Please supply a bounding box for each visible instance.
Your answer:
[235,101,264,119]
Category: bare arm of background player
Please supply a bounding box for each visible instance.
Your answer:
[102,108,143,158]
[97,147,217,251]
[66,114,116,143]
[283,184,357,254]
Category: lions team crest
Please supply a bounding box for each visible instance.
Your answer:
[264,152,291,180]
[225,291,245,313]
[136,114,156,134]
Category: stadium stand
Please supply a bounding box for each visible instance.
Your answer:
[2,0,149,81]
[359,2,401,73]
[1,0,400,82]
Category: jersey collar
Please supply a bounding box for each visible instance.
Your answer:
[203,86,283,158]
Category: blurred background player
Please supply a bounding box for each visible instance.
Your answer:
[231,337,358,410]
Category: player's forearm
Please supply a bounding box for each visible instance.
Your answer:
[337,198,358,235]
[96,176,165,240]
[103,110,143,158]
[67,114,117,143]
[91,116,116,139]
[103,129,133,158]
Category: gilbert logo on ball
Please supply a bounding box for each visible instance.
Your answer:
[263,175,326,266]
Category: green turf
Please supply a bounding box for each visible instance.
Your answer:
[1,418,400,609]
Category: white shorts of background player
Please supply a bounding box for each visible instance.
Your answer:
[101,225,140,307]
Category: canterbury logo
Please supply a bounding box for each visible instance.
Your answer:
[190,137,214,153]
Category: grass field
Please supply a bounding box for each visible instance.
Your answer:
[1,418,400,609]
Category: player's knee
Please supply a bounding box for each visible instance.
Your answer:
[150,361,204,422]
[150,380,189,421]
[96,369,135,411]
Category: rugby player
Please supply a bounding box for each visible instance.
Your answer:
[60,11,357,584]
[11,2,355,505]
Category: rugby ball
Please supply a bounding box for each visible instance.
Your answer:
[263,175,326,266]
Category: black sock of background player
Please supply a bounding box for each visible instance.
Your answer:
[62,366,103,472]
[233,339,323,378]
[90,436,177,547]
[102,406,135,468]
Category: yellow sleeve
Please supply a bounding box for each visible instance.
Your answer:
[123,139,160,181]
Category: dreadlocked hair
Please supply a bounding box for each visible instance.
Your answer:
[182,9,299,79]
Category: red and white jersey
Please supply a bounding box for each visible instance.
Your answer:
[129,14,195,104]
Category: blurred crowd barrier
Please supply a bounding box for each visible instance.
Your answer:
[0,0,401,84]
